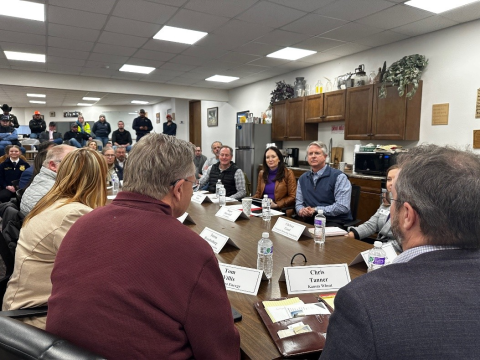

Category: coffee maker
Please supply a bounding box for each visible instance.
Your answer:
[286,148,299,167]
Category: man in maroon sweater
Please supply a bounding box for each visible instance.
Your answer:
[46,134,240,359]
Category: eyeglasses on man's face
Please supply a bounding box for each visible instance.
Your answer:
[170,178,199,191]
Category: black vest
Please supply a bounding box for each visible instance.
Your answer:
[208,162,239,197]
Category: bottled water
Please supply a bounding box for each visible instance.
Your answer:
[111,172,119,195]
[367,241,387,272]
[215,179,222,198]
[314,210,326,244]
[262,195,271,222]
[218,185,226,207]
[257,232,273,279]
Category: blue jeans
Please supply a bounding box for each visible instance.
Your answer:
[97,137,109,147]
[30,133,39,139]
[68,139,82,148]
[53,138,63,145]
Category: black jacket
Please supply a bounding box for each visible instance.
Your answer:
[29,119,46,134]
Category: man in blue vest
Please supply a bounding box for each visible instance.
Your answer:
[295,141,352,224]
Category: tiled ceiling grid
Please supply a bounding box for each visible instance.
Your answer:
[0,0,479,107]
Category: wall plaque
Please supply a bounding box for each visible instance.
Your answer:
[432,103,449,125]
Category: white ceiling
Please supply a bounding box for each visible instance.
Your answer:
[0,0,479,107]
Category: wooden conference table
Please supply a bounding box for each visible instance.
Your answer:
[183,199,372,360]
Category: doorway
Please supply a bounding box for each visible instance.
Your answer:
[189,100,201,147]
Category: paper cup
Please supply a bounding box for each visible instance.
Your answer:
[242,198,252,216]
[339,162,346,171]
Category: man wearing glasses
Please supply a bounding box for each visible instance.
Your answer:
[47,133,240,360]
[321,145,480,359]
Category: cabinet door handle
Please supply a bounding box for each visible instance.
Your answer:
[320,115,326,119]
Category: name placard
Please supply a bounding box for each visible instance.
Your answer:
[218,263,262,295]
[272,217,312,241]
[191,193,212,204]
[177,212,195,224]
[215,206,250,222]
[349,242,398,266]
[199,227,239,254]
[279,264,351,294]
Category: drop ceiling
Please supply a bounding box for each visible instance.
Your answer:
[0,0,479,107]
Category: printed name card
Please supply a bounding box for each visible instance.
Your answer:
[272,217,313,241]
[199,227,239,254]
[349,242,398,266]
[177,212,195,224]
[191,193,212,204]
[279,264,351,295]
[215,206,250,222]
[218,263,262,295]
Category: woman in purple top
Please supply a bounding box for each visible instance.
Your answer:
[253,146,296,210]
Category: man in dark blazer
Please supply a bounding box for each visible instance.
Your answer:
[321,144,480,360]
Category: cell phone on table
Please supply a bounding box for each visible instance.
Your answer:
[231,307,242,322]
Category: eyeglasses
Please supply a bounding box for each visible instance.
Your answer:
[104,154,116,157]
[170,178,199,191]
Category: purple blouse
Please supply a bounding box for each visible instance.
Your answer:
[264,168,277,201]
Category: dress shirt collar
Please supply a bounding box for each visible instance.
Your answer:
[393,245,461,263]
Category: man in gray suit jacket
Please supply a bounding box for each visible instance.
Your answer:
[321,144,480,360]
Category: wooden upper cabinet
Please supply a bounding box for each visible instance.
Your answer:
[286,97,305,140]
[271,97,317,141]
[304,90,346,123]
[344,85,374,140]
[271,101,287,141]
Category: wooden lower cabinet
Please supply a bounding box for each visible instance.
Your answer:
[349,177,382,224]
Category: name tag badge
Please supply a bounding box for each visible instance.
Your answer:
[279,264,351,295]
[219,263,262,295]
[349,242,398,266]
[272,217,312,241]
[379,208,390,216]
[215,206,249,222]
[199,227,239,254]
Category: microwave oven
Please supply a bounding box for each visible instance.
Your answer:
[354,152,398,176]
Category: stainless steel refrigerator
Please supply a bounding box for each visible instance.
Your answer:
[235,123,272,196]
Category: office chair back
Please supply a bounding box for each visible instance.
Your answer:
[350,184,361,223]
[0,316,106,360]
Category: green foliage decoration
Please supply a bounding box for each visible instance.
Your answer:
[379,54,428,100]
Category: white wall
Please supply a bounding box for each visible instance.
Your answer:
[224,18,480,163]
[201,100,236,158]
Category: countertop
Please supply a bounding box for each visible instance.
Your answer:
[285,166,386,181]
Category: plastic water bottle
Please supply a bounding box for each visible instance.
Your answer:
[111,172,119,195]
[215,179,222,198]
[257,232,273,279]
[218,185,226,207]
[314,210,326,244]
[367,241,387,272]
[262,195,271,222]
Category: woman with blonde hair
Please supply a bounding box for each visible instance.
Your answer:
[2,148,107,329]
[86,139,98,151]
[103,146,123,182]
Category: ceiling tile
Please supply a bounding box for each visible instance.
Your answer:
[134,49,177,62]
[112,0,178,24]
[98,31,148,48]
[48,0,116,14]
[234,42,283,57]
[83,61,122,70]
[0,30,45,46]
[324,42,371,56]
[92,43,138,57]
[393,16,459,36]
[237,2,306,28]
[80,67,117,77]
[148,69,185,78]
[167,8,230,32]
[181,46,228,60]
[110,72,144,81]
[48,24,100,42]
[217,52,261,64]
[10,62,47,72]
[146,0,188,7]
[294,37,345,52]
[48,6,108,30]
[320,23,384,42]
[171,54,210,66]
[356,4,433,29]
[254,30,311,47]
[47,56,85,67]
[247,57,290,67]
[356,30,410,47]
[181,71,215,80]
[167,77,199,85]
[48,47,90,60]
[0,16,46,35]
[438,2,480,23]
[88,53,129,64]
[159,62,198,71]
[230,64,268,74]
[125,58,165,68]
[315,0,395,21]
[212,20,273,43]
[141,39,189,54]
[268,0,337,12]
[281,14,348,35]
[0,42,45,54]
[47,64,83,75]
[184,0,257,18]
[48,36,94,52]
[300,51,343,64]
[194,34,250,50]
[105,17,162,37]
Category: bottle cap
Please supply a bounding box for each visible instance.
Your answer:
[374,241,382,248]
[264,194,268,198]
[317,210,323,215]
[262,232,269,238]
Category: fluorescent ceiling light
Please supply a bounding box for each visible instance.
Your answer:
[405,0,480,13]
[153,25,208,45]
[267,47,316,61]
[131,100,149,104]
[29,100,45,104]
[0,0,44,22]
[4,51,45,62]
[77,103,93,106]
[119,64,155,74]
[205,75,239,83]
[82,97,101,101]
[27,93,45,98]
[128,112,138,115]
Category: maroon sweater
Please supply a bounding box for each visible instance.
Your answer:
[46,191,240,359]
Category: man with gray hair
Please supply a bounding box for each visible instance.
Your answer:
[20,144,75,215]
[321,145,480,359]
[295,141,352,224]
[46,134,240,359]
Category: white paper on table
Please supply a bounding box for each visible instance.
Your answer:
[107,195,116,199]
[251,209,284,217]
[308,227,348,237]
[206,194,237,204]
